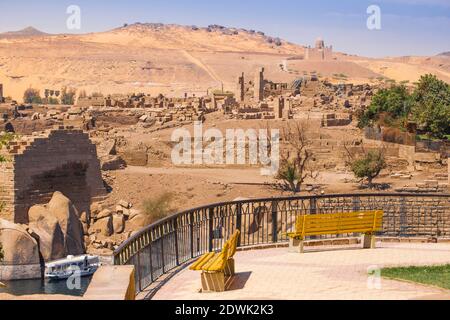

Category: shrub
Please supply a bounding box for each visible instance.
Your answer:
[142,192,175,225]
[0,132,15,162]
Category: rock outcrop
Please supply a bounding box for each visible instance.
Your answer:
[0,219,40,264]
[28,192,85,261]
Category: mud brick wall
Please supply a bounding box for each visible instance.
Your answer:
[0,161,14,221]
[0,128,106,223]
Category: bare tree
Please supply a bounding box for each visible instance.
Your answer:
[275,122,318,193]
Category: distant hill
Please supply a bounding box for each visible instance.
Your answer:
[438,52,450,57]
[82,22,303,54]
[0,26,48,38]
[0,23,448,101]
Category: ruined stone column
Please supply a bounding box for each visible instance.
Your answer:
[238,73,245,102]
[254,67,265,102]
[274,97,284,119]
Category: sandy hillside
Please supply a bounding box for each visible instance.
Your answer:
[0,23,448,101]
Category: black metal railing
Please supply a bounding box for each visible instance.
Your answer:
[113,193,450,294]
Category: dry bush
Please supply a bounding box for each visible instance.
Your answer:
[142,192,175,225]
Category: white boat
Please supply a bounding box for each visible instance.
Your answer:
[45,255,101,281]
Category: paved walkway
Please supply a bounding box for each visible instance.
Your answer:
[152,243,450,300]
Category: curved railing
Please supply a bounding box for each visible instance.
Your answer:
[113,193,450,294]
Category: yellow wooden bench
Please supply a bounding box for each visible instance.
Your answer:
[286,211,384,253]
[190,230,241,292]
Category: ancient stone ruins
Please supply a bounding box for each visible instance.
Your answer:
[0,127,106,223]
[0,56,449,283]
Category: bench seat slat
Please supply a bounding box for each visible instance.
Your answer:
[304,228,379,237]
[289,227,380,237]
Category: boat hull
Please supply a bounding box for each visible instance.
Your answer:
[46,267,99,281]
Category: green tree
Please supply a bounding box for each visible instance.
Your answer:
[60,87,77,105]
[358,85,411,129]
[358,74,450,139]
[411,74,450,139]
[349,150,387,188]
[23,87,42,104]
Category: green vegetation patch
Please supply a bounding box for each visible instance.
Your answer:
[382,265,450,290]
[357,74,450,139]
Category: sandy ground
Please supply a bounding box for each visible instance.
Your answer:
[104,164,437,217]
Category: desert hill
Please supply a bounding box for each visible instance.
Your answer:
[0,26,48,38]
[0,23,448,101]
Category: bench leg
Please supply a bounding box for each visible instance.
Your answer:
[289,238,304,253]
[225,258,235,277]
[363,234,376,249]
[201,272,225,292]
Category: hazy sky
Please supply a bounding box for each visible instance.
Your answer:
[0,0,449,57]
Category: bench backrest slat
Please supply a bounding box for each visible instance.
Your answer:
[228,230,241,259]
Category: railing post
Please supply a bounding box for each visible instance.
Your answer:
[189,212,194,258]
[136,249,142,293]
[149,241,154,283]
[400,196,407,237]
[160,226,165,273]
[310,197,317,215]
[174,218,180,266]
[352,196,361,237]
[208,207,214,252]
[272,200,278,243]
[310,197,318,239]
[352,196,361,212]
[236,203,242,247]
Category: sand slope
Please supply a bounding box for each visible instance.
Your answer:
[0,24,448,100]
